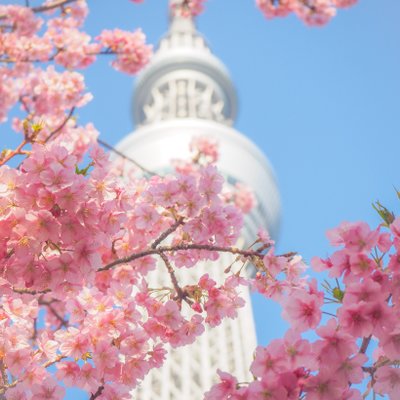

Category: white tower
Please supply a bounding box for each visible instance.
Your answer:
[117,3,280,398]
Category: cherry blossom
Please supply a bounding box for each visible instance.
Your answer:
[256,0,356,26]
[0,1,383,399]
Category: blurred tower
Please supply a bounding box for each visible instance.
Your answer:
[117,2,280,398]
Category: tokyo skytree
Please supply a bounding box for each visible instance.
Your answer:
[116,2,280,398]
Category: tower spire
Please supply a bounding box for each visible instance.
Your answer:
[168,0,196,38]
[132,2,237,126]
[168,0,195,22]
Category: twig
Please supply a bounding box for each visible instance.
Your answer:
[300,0,317,13]
[0,361,8,387]
[19,96,31,114]
[90,385,105,400]
[322,311,337,318]
[359,335,372,354]
[0,139,28,166]
[0,0,77,19]
[151,217,184,249]
[13,240,282,293]
[0,355,66,394]
[31,0,76,14]
[39,299,68,327]
[97,138,157,177]
[98,243,272,272]
[12,287,51,295]
[44,354,67,368]
[159,253,186,301]
[44,107,75,143]
[0,48,131,64]
[31,317,38,341]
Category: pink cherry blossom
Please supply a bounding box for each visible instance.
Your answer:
[204,370,237,399]
[31,378,65,400]
[374,365,400,399]
[97,29,152,74]
[56,362,80,387]
[0,1,378,399]
[5,347,31,376]
[304,370,344,400]
[76,363,100,392]
[282,288,323,332]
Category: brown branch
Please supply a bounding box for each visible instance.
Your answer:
[98,243,269,272]
[159,253,187,302]
[0,139,28,166]
[44,107,75,143]
[0,0,77,20]
[39,299,68,327]
[19,96,31,114]
[12,287,51,295]
[300,0,317,13]
[1,107,74,167]
[90,385,105,400]
[0,355,66,394]
[31,317,38,341]
[97,138,157,177]
[362,366,374,374]
[0,48,132,65]
[151,217,184,249]
[31,0,77,14]
[0,361,8,388]
[359,335,372,354]
[0,47,110,64]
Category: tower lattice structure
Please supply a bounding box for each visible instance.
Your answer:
[116,4,281,399]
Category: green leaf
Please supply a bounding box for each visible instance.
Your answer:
[372,201,395,226]
[333,287,344,302]
[75,162,93,176]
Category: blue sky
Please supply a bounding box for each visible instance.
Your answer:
[2,0,400,398]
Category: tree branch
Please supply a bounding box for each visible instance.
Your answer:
[359,335,372,354]
[31,317,38,341]
[0,139,28,166]
[0,361,8,388]
[98,243,270,272]
[39,299,68,328]
[0,355,66,394]
[44,107,75,143]
[0,0,78,20]
[90,385,105,400]
[151,217,184,249]
[12,287,51,295]
[159,252,187,302]
[97,138,157,177]
[31,0,77,14]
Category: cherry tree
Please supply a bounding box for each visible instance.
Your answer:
[1,1,399,399]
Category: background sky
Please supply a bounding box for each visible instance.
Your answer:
[2,0,400,398]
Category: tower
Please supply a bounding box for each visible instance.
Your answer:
[116,2,280,398]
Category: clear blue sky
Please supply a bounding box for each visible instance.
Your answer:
[2,0,400,398]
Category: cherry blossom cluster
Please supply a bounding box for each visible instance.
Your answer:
[0,0,152,123]
[1,126,267,398]
[207,214,400,399]
[170,0,207,17]
[167,0,357,25]
[0,1,375,399]
[96,29,151,74]
[256,0,357,26]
